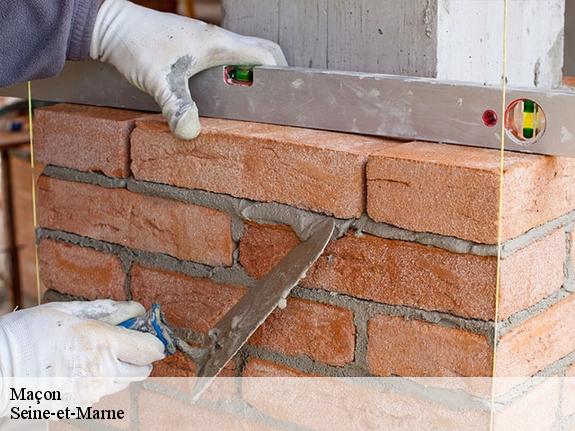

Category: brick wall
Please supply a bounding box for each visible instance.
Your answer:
[34,104,575,379]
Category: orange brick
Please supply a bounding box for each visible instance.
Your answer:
[249,297,355,367]
[131,117,399,218]
[240,223,564,320]
[130,264,245,332]
[39,239,126,301]
[37,176,233,266]
[367,141,575,243]
[497,294,575,377]
[242,358,310,377]
[35,104,145,178]
[499,229,566,319]
[367,315,492,377]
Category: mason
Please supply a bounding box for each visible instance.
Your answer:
[10,388,61,405]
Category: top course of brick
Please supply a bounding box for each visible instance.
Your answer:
[35,104,575,244]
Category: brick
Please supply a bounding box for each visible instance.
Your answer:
[35,104,144,178]
[130,264,245,332]
[152,352,238,400]
[242,373,489,430]
[239,222,300,279]
[240,223,564,320]
[131,116,400,218]
[138,390,274,431]
[494,379,560,431]
[367,141,575,243]
[499,228,566,320]
[137,265,354,369]
[39,239,126,301]
[367,315,492,377]
[37,176,233,266]
[249,297,355,366]
[497,294,575,377]
[151,351,198,377]
[242,358,310,377]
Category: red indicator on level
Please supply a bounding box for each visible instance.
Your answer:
[482,109,498,127]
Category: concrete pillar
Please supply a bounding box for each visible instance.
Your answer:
[222,0,565,88]
[564,0,575,77]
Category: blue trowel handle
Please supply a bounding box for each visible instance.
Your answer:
[118,303,177,355]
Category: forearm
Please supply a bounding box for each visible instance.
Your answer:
[0,0,102,87]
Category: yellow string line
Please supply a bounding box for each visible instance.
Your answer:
[27,81,42,306]
[490,0,509,428]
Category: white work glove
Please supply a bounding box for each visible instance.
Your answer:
[0,300,164,378]
[0,300,165,416]
[90,0,288,139]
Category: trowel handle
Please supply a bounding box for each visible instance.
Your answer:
[118,303,177,355]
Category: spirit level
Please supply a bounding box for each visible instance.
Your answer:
[2,61,575,157]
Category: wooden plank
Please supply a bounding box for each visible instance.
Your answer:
[278,0,328,69]
[222,0,279,42]
[326,0,437,76]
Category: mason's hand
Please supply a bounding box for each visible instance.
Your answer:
[0,300,165,378]
[90,0,287,140]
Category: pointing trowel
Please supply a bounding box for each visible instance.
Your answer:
[119,218,335,400]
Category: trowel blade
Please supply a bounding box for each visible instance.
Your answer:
[191,218,335,399]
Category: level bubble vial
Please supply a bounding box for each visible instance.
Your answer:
[224,66,254,86]
[505,98,546,146]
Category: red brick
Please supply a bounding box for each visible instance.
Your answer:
[130,264,245,332]
[132,263,355,368]
[242,358,311,377]
[35,104,145,178]
[151,351,197,377]
[249,297,355,367]
[239,222,300,279]
[37,176,233,266]
[39,239,126,301]
[367,141,575,243]
[240,223,564,320]
[131,116,400,218]
[367,315,492,377]
[497,294,575,377]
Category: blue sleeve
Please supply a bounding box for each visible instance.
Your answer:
[0,0,102,87]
